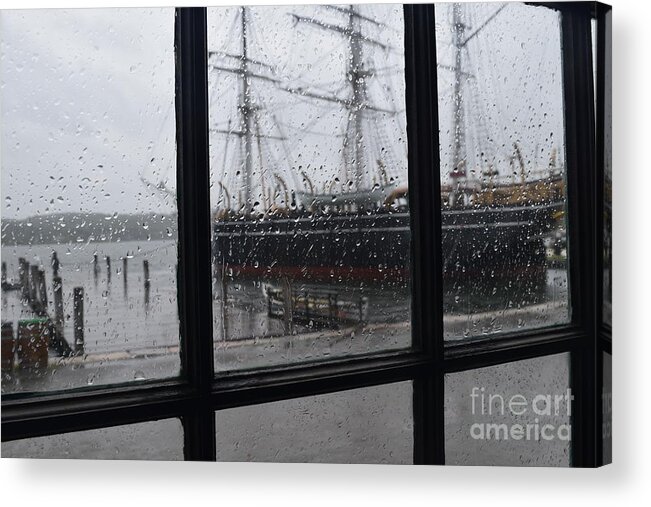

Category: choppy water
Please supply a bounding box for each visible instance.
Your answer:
[2,240,179,356]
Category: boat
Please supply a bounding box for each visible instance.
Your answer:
[208,4,566,288]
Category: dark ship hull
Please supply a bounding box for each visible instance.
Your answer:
[212,202,561,284]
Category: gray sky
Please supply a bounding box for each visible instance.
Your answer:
[1,3,564,220]
[1,7,176,219]
[435,2,565,180]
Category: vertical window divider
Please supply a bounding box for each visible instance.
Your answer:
[404,3,445,466]
[175,7,216,461]
[560,3,598,467]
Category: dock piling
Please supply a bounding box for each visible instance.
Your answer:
[53,276,64,338]
[51,251,60,278]
[18,258,28,301]
[73,287,84,354]
[123,256,128,296]
[37,268,48,310]
[29,264,39,304]
[143,260,150,309]
[93,253,99,284]
[282,277,293,334]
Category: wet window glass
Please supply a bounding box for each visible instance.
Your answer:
[435,3,570,340]
[1,8,179,393]
[207,5,410,371]
[445,353,571,467]
[215,381,413,463]
[1,418,183,460]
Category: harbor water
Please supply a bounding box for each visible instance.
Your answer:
[1,238,568,393]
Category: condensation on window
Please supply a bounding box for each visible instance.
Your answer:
[445,353,571,467]
[215,381,413,464]
[435,3,570,340]
[1,8,180,393]
[1,418,183,460]
[207,4,411,371]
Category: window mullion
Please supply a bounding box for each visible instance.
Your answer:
[175,6,216,461]
[559,3,598,468]
[404,3,445,465]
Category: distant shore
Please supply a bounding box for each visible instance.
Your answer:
[1,212,178,246]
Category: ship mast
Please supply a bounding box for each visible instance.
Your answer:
[451,3,467,181]
[347,5,366,189]
[209,7,288,215]
[290,5,397,193]
[211,5,401,212]
[444,3,507,201]
[241,6,254,213]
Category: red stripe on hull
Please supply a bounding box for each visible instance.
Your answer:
[218,264,409,283]
[216,264,547,283]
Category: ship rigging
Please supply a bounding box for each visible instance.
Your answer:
[141,3,566,284]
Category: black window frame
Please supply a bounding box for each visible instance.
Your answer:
[1,2,610,468]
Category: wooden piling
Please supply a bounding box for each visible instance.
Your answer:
[37,268,48,310]
[1,261,6,287]
[73,287,84,354]
[282,277,293,334]
[29,264,39,304]
[106,256,111,283]
[51,251,60,278]
[53,276,64,338]
[143,260,150,285]
[143,260,150,309]
[47,275,73,358]
[122,256,128,295]
[18,258,28,300]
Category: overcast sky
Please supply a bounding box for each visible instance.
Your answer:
[1,3,564,220]
[1,7,176,220]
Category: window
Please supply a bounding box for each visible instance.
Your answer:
[2,3,610,468]
[1,8,180,392]
[207,5,412,371]
[2,419,183,460]
[435,3,570,340]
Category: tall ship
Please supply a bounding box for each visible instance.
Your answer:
[203,4,566,286]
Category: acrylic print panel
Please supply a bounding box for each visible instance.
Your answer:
[0,8,180,393]
[0,2,610,470]
[207,4,411,371]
